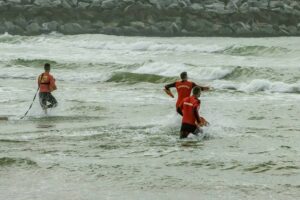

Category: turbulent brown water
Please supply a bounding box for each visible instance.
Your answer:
[0,34,300,199]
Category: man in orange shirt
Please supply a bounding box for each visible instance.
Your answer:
[164,72,209,115]
[38,63,57,112]
[178,86,208,138]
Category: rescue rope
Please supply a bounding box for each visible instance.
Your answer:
[20,87,39,119]
[20,73,43,119]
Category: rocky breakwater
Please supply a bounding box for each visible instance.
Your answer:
[0,0,300,36]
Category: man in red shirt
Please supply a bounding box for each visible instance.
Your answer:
[38,63,57,112]
[164,72,209,115]
[178,86,208,138]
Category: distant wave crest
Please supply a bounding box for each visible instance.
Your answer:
[213,79,300,94]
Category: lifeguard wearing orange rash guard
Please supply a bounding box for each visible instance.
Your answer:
[164,72,209,114]
[38,63,57,111]
[178,86,208,138]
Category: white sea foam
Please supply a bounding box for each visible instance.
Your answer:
[240,79,272,92]
[73,40,224,53]
[0,66,106,82]
[0,65,38,79]
[211,80,238,90]
[213,79,300,94]
[133,62,233,80]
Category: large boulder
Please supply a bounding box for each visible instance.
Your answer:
[252,23,276,36]
[278,24,290,35]
[287,25,298,35]
[92,21,105,28]
[69,0,79,7]
[78,2,90,8]
[231,22,252,36]
[124,2,152,14]
[185,18,214,32]
[26,22,42,35]
[149,0,175,9]
[14,15,27,28]
[178,0,191,8]
[269,1,285,9]
[226,0,242,11]
[205,2,228,14]
[290,1,300,10]
[59,23,84,34]
[34,0,61,7]
[120,26,139,35]
[147,25,161,35]
[171,22,181,34]
[0,23,5,34]
[215,24,233,36]
[42,21,59,32]
[239,2,249,13]
[249,6,260,14]
[188,3,204,14]
[101,0,116,9]
[7,0,22,4]
[20,0,32,4]
[90,0,102,7]
[149,0,191,9]
[4,21,24,34]
[101,26,122,35]
[130,21,146,30]
[61,0,72,8]
[153,21,179,35]
[247,0,268,9]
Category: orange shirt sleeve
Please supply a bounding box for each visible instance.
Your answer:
[193,100,201,123]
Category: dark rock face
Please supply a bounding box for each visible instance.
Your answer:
[0,0,299,36]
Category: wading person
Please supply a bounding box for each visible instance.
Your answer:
[164,71,209,115]
[178,86,208,139]
[38,63,57,113]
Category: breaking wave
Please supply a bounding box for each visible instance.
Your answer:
[1,34,292,57]
[213,79,300,94]
[106,72,176,84]
[217,45,290,56]
[0,157,38,167]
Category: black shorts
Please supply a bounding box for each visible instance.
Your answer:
[180,123,197,133]
[39,92,57,109]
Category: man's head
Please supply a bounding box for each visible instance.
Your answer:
[192,86,201,97]
[44,63,50,72]
[180,72,188,81]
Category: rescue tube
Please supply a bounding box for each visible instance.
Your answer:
[196,117,209,127]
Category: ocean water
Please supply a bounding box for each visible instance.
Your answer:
[0,33,299,200]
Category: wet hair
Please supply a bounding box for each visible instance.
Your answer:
[180,72,187,80]
[193,86,201,95]
[44,63,50,71]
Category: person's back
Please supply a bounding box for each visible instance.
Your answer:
[178,86,203,138]
[164,71,209,112]
[181,95,200,125]
[38,72,56,93]
[174,80,194,108]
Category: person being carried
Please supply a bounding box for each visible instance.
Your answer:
[38,63,57,113]
[164,71,209,115]
[178,86,208,139]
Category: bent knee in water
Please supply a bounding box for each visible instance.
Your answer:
[51,102,58,108]
[180,131,190,139]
